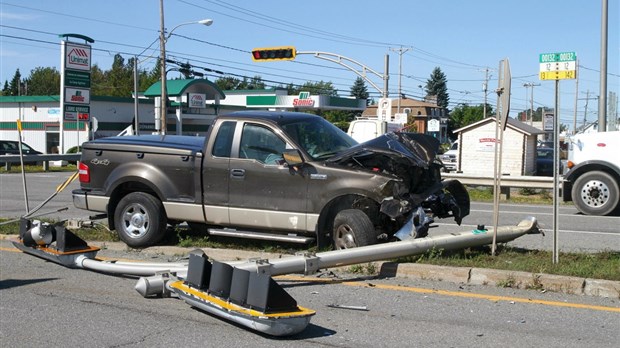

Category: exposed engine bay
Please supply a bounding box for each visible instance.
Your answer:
[327,132,470,239]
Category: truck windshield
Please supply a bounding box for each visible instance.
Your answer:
[281,118,358,161]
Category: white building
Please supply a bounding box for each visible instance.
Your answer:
[0,95,155,154]
[453,117,544,176]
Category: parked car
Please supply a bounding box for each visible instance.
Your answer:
[0,140,42,165]
[537,140,554,148]
[440,141,459,172]
[535,147,554,176]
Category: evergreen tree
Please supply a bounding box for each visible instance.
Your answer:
[8,68,22,96]
[90,64,107,96]
[2,80,9,95]
[425,67,449,109]
[349,77,369,103]
[106,54,133,97]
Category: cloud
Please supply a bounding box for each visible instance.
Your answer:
[0,11,39,21]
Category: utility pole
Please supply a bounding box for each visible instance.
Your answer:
[134,56,139,135]
[482,67,490,118]
[523,82,540,125]
[390,46,410,114]
[598,0,608,132]
[159,0,167,135]
[583,89,590,126]
[573,65,579,134]
[383,54,390,99]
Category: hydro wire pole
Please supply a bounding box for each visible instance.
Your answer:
[158,0,213,135]
[390,46,411,113]
[158,0,167,135]
[134,55,139,135]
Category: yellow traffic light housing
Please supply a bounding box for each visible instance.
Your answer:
[251,46,296,61]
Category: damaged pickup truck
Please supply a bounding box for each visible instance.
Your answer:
[73,111,470,249]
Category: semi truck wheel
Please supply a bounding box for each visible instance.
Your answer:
[332,209,376,249]
[571,171,619,216]
[114,192,167,247]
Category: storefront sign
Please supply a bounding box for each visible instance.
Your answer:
[293,92,315,107]
[188,93,206,108]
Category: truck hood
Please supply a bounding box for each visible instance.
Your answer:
[326,132,440,169]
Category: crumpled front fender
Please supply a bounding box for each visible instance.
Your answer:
[440,179,470,225]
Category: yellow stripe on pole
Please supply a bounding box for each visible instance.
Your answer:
[16,119,22,131]
[56,171,79,192]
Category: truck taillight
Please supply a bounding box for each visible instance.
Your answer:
[78,162,90,183]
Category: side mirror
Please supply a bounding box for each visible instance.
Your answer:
[283,149,304,167]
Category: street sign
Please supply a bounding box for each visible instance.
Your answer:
[65,70,91,88]
[543,112,554,131]
[539,52,577,80]
[377,98,392,120]
[427,118,440,132]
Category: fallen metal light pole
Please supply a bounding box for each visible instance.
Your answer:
[12,217,541,336]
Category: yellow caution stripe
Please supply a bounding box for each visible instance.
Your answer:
[169,280,316,318]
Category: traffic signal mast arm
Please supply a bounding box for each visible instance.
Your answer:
[250,46,388,98]
[296,51,385,97]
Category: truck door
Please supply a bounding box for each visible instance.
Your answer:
[228,122,308,231]
[202,121,237,225]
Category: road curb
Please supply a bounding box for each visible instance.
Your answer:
[379,262,620,299]
[3,235,619,299]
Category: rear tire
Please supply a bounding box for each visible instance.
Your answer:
[571,171,619,216]
[114,192,167,248]
[332,209,376,249]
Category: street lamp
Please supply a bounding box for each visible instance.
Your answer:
[159,2,212,134]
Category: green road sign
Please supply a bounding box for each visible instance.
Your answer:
[539,52,576,63]
[65,70,91,88]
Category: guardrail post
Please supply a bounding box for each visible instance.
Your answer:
[500,186,511,200]
[43,161,49,172]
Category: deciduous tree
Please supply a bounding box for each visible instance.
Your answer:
[24,67,60,96]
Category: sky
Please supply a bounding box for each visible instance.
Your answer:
[0,0,618,132]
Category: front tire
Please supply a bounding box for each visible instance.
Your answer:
[332,209,376,249]
[114,192,167,248]
[571,171,619,216]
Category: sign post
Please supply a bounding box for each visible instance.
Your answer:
[59,34,94,153]
[539,51,577,264]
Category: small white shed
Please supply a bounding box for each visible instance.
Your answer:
[453,117,544,176]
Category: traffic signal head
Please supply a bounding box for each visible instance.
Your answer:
[251,46,296,61]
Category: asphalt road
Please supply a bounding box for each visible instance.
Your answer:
[1,172,618,253]
[1,239,618,347]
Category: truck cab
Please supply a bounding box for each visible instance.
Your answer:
[562,130,620,215]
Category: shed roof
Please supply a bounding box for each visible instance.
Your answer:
[144,78,225,99]
[453,117,544,136]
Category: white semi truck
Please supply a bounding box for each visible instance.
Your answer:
[562,130,620,215]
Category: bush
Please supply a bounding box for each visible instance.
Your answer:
[66,146,82,164]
